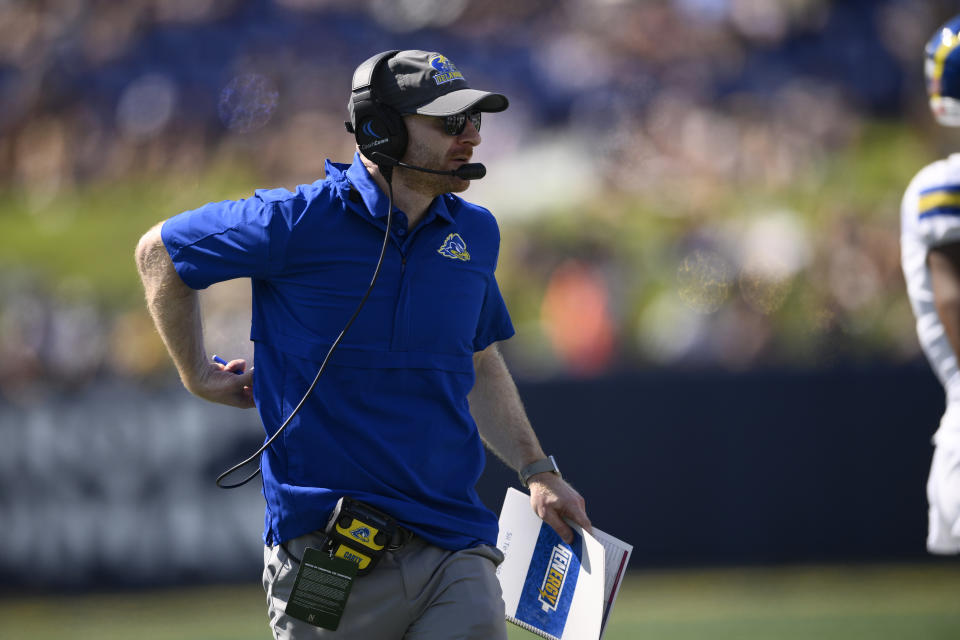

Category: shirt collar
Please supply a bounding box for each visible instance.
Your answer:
[339,152,455,224]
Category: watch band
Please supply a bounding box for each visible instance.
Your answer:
[519,455,561,488]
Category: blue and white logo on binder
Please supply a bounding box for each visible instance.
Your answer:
[516,523,583,638]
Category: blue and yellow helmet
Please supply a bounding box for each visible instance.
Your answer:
[926,15,960,126]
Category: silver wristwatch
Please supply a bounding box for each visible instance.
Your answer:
[518,455,561,488]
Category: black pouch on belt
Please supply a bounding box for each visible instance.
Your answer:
[324,497,398,576]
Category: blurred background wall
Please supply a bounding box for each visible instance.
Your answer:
[1,0,958,590]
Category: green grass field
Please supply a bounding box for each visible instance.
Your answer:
[1,563,957,639]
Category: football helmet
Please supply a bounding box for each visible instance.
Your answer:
[927,15,960,126]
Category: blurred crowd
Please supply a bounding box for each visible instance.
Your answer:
[0,0,957,393]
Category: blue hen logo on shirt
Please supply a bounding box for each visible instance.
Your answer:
[438,233,471,261]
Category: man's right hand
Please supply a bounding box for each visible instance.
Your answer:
[187,358,255,408]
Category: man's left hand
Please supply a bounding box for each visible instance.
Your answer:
[528,474,592,544]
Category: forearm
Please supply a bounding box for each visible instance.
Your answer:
[135,223,208,391]
[135,223,254,408]
[469,343,545,471]
[937,299,960,359]
[470,342,591,541]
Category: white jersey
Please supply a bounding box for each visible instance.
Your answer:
[901,153,960,403]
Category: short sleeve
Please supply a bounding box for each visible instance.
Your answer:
[473,275,515,352]
[161,197,290,289]
[914,184,960,249]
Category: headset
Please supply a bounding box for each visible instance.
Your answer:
[346,50,409,174]
[217,51,484,489]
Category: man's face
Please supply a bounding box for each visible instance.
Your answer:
[399,112,481,196]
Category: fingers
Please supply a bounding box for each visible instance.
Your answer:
[229,369,255,408]
[530,479,591,544]
[236,366,254,386]
[211,357,255,406]
[551,501,592,544]
[567,503,593,536]
[565,492,592,533]
[213,357,247,374]
[543,511,576,544]
[238,367,255,406]
[199,361,256,408]
[226,358,248,374]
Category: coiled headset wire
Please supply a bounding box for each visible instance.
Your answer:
[217,176,397,489]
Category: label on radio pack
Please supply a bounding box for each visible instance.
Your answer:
[284,547,358,630]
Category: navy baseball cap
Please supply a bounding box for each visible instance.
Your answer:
[348,50,509,123]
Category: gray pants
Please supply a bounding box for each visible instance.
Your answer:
[263,530,508,639]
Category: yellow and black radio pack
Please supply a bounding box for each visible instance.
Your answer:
[323,497,398,576]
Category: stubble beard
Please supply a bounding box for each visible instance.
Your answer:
[398,139,468,196]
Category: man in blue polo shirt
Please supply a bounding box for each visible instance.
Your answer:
[135,50,591,639]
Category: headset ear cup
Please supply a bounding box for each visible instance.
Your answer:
[380,105,408,161]
[355,104,407,165]
[348,50,407,168]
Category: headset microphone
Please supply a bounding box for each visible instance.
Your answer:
[449,163,486,180]
[370,152,486,180]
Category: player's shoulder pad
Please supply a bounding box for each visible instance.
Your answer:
[911,156,960,220]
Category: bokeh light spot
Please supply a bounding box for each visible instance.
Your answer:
[676,249,733,314]
[218,73,279,133]
[739,268,792,315]
[116,73,177,139]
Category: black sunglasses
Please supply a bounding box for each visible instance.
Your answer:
[442,111,482,136]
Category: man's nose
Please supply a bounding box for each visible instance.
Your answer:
[458,118,481,145]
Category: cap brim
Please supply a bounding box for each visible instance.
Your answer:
[414,89,509,116]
